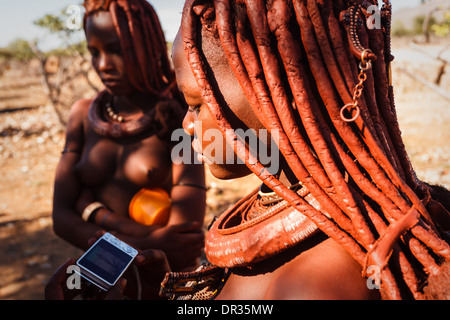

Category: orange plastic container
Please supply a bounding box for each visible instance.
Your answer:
[128,188,171,226]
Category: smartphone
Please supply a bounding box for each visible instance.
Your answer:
[76,232,138,291]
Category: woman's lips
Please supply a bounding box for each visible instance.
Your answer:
[192,139,211,164]
[197,153,206,163]
[103,79,121,87]
[101,76,123,87]
[192,139,204,163]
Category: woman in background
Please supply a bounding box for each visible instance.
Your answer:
[52,0,206,275]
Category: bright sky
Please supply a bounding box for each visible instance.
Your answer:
[0,0,421,49]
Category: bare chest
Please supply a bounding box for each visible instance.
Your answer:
[75,132,172,189]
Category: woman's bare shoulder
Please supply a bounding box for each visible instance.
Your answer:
[70,98,93,115]
[65,98,94,129]
[62,98,95,145]
[266,238,378,300]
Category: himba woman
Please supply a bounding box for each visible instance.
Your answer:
[52,0,206,279]
[158,0,450,299]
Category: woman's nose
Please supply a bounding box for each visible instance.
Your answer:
[98,53,113,72]
[182,110,196,136]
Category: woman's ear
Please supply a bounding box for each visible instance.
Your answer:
[192,1,215,19]
[192,1,217,34]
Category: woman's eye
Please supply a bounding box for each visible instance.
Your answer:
[188,105,201,114]
[89,49,99,58]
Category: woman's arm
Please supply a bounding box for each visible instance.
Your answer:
[52,99,102,250]
[169,161,207,225]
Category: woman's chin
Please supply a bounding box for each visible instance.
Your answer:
[207,163,252,180]
[104,84,133,96]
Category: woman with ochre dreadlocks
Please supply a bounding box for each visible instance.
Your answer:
[158,0,450,300]
[52,0,206,286]
[47,0,450,300]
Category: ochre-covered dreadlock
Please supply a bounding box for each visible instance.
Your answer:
[181,0,450,299]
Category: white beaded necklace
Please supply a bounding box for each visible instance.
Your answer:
[105,100,124,123]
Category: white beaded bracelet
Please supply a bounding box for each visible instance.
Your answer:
[82,202,105,222]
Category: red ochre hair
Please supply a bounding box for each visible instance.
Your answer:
[84,0,176,98]
[181,0,450,299]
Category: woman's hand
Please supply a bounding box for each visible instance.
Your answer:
[89,212,204,272]
[92,208,157,237]
[44,258,127,300]
[45,258,80,300]
[93,210,204,271]
[140,222,204,271]
[119,222,205,271]
[133,249,171,299]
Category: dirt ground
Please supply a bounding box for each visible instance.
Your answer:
[0,37,449,300]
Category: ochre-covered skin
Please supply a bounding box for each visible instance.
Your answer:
[178,0,450,299]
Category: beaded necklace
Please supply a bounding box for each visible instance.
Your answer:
[88,90,157,138]
[205,183,321,268]
[160,182,323,300]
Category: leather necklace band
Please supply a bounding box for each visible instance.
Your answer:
[88,90,156,138]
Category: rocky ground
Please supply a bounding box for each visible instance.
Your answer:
[0,37,448,299]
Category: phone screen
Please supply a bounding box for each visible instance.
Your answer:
[78,238,134,284]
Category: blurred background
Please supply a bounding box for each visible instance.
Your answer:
[0,0,449,299]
